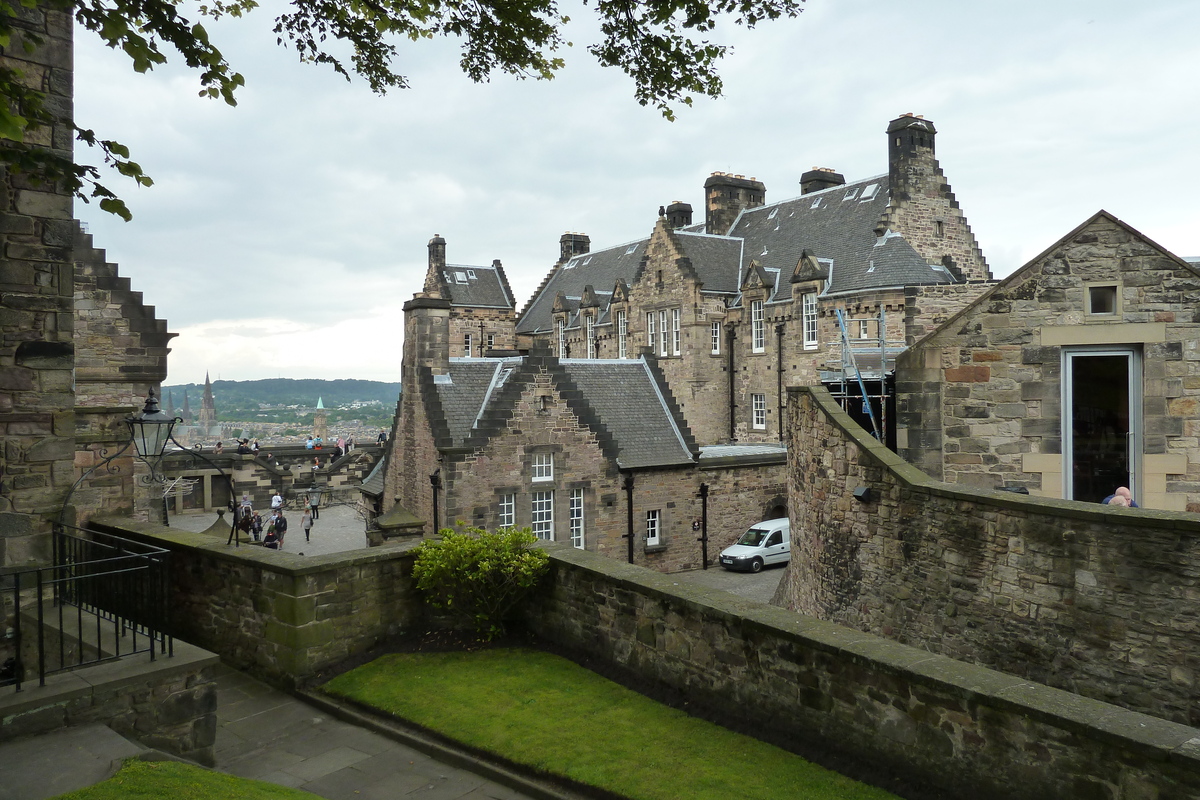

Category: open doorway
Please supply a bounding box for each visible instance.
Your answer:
[1063,347,1141,504]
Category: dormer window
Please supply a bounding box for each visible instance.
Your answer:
[1087,283,1120,316]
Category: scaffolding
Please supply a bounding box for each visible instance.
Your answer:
[824,308,907,441]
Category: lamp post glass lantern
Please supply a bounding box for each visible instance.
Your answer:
[126,389,177,461]
[307,485,323,508]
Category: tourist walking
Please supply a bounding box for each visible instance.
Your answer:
[274,510,288,546]
[302,508,313,542]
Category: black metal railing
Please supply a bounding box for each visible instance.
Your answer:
[0,524,172,691]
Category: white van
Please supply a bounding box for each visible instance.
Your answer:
[718,518,790,573]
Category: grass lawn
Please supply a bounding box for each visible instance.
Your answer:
[323,647,899,800]
[50,759,319,799]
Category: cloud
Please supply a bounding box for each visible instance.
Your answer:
[73,0,1200,385]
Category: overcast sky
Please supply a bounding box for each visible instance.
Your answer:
[75,0,1200,386]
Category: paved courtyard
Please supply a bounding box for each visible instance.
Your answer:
[169,501,369,557]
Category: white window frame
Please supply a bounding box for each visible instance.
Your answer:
[569,488,584,549]
[487,333,496,349]
[751,300,765,352]
[671,308,681,356]
[646,312,656,351]
[658,310,668,357]
[464,333,473,357]
[711,322,721,355]
[532,452,554,482]
[498,493,515,528]
[802,293,818,350]
[857,319,869,340]
[532,491,554,541]
[586,315,595,359]
[557,319,566,357]
[617,311,628,358]
[752,393,767,430]
[645,509,660,546]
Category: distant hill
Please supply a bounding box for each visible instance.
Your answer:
[162,378,400,430]
[163,378,400,409]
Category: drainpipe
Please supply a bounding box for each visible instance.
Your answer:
[775,323,785,442]
[429,468,441,534]
[622,470,635,564]
[697,483,709,569]
[726,324,737,442]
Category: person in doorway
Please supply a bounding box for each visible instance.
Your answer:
[302,507,313,542]
[1102,486,1139,507]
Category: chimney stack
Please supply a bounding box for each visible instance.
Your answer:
[887,113,937,202]
[799,167,846,195]
[703,172,766,235]
[559,232,591,263]
[665,201,693,228]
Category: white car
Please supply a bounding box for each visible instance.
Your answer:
[718,518,790,573]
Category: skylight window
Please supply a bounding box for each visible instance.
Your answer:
[454,271,468,283]
[564,259,577,269]
[467,270,476,279]
[810,197,823,209]
[843,188,859,201]
[625,244,637,255]
[859,183,880,202]
[583,256,592,265]
[866,261,877,273]
[768,208,779,220]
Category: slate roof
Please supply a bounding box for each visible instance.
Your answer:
[558,359,694,469]
[671,233,744,293]
[430,355,694,468]
[517,239,648,334]
[434,359,520,446]
[440,262,515,309]
[359,453,387,498]
[728,175,953,300]
[517,174,958,333]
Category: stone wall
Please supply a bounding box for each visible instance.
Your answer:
[91,512,1200,797]
[783,383,1200,726]
[524,544,1200,800]
[89,516,421,688]
[0,0,75,567]
[0,639,218,764]
[72,227,175,523]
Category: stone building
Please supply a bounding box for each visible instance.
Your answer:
[896,211,1200,511]
[384,261,788,570]
[0,1,173,565]
[381,114,999,569]
[513,113,994,447]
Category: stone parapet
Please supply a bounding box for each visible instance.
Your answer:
[525,542,1200,800]
[784,383,1200,727]
[0,638,218,764]
[88,516,422,689]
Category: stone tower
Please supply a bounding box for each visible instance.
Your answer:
[313,397,328,441]
[181,389,193,423]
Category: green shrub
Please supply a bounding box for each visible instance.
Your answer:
[412,526,550,639]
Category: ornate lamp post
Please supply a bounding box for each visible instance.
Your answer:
[62,389,242,543]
